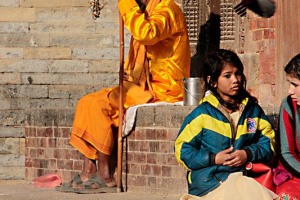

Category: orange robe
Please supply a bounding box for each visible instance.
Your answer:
[70,0,191,159]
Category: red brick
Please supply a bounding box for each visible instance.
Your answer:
[127,175,146,187]
[166,154,178,165]
[139,140,150,152]
[37,127,53,137]
[48,138,57,148]
[267,40,276,51]
[126,152,134,162]
[249,19,257,30]
[28,148,37,157]
[25,158,33,167]
[252,30,263,41]
[48,159,57,169]
[25,138,35,148]
[159,142,171,153]
[25,127,36,137]
[134,152,146,163]
[128,163,141,175]
[56,138,70,148]
[168,128,179,140]
[146,153,157,164]
[128,140,139,152]
[146,129,156,140]
[134,129,146,140]
[57,159,73,170]
[61,127,71,138]
[156,129,167,140]
[149,141,159,152]
[141,164,151,175]
[152,165,162,176]
[162,166,171,177]
[147,177,156,187]
[38,138,47,148]
[36,148,45,157]
[255,40,265,52]
[263,29,275,39]
[257,18,268,28]
[73,160,83,171]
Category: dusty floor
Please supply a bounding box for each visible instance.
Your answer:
[0,180,182,200]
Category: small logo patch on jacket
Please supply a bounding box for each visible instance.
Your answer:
[247,118,256,133]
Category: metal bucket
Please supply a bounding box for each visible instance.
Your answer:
[183,77,205,106]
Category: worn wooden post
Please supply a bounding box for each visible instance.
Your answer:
[117,2,124,193]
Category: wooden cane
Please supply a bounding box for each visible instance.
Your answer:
[117,3,125,193]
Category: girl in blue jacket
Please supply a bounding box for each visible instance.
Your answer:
[175,49,278,199]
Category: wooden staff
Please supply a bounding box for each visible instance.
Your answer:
[117,2,125,193]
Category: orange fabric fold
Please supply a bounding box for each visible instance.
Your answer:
[70,0,190,158]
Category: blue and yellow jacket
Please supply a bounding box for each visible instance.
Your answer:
[175,94,275,196]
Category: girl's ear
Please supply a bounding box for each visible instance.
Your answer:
[207,76,217,88]
[207,76,211,84]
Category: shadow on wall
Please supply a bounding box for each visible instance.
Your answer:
[190,13,221,78]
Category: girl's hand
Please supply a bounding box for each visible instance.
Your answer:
[223,149,248,167]
[215,147,234,165]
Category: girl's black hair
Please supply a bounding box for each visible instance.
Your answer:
[284,53,300,79]
[203,49,257,107]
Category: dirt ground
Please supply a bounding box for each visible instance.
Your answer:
[0,180,182,200]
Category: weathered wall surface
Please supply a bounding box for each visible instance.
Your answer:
[0,0,125,179]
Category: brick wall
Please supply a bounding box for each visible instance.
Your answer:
[241,11,277,107]
[0,0,124,179]
[24,105,195,194]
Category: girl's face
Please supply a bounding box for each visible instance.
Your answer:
[214,63,242,102]
[286,74,300,105]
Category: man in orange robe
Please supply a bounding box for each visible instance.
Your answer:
[64,0,190,192]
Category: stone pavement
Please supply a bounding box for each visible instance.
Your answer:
[0,180,182,200]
